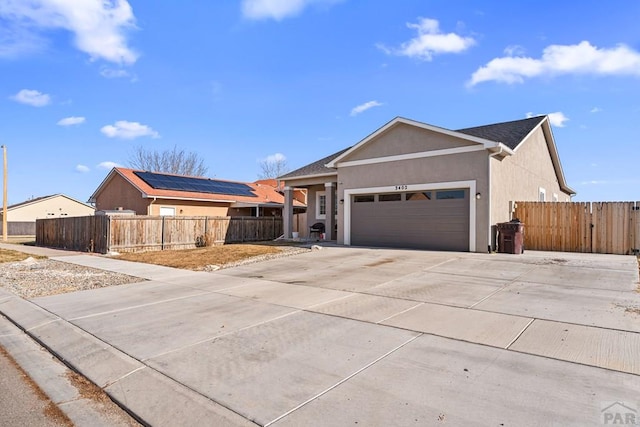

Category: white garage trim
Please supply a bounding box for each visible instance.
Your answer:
[343,180,476,251]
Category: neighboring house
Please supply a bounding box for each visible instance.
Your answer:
[89,168,306,217]
[1,194,95,235]
[279,115,575,252]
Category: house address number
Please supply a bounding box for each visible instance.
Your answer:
[395,185,408,190]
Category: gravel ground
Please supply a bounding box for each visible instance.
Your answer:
[0,246,313,298]
[0,258,143,299]
[203,245,312,271]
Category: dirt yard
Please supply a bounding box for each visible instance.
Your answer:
[114,243,309,271]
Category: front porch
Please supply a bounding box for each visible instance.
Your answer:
[283,179,338,242]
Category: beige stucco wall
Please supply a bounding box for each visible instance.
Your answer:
[304,184,329,226]
[95,173,150,214]
[490,127,571,226]
[148,199,230,216]
[336,149,491,252]
[346,123,477,161]
[7,195,94,221]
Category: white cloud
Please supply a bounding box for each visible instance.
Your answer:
[0,0,138,65]
[10,89,51,106]
[0,23,46,58]
[241,0,341,21]
[377,17,475,61]
[548,112,569,127]
[100,120,159,139]
[57,116,86,126]
[526,111,569,127]
[590,107,603,113]
[350,100,383,116]
[262,153,287,163]
[100,68,130,78]
[97,161,120,170]
[503,44,525,56]
[75,164,90,173]
[469,41,640,86]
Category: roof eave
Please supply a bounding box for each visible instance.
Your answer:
[540,117,575,196]
[141,194,237,203]
[280,171,338,182]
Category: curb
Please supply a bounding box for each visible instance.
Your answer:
[0,309,141,426]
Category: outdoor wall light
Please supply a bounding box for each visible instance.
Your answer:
[339,199,344,204]
[476,193,482,200]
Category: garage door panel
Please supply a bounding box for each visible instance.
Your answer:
[351,189,469,251]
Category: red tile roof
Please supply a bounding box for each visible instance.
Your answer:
[110,168,304,207]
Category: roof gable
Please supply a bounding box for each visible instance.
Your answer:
[326,117,505,168]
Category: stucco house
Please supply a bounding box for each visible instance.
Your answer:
[1,194,95,235]
[279,115,575,252]
[89,167,306,217]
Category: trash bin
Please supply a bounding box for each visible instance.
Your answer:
[497,219,524,254]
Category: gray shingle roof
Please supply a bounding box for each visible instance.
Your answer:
[6,194,57,210]
[279,147,351,179]
[456,116,545,150]
[281,116,546,179]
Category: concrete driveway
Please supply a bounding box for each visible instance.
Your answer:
[1,247,639,426]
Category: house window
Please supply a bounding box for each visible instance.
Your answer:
[316,191,326,219]
[553,193,559,202]
[353,195,375,203]
[379,193,401,202]
[406,192,432,201]
[436,190,465,200]
[159,207,176,216]
[539,188,546,202]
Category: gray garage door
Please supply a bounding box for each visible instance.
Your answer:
[350,189,470,251]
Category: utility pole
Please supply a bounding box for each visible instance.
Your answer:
[1,145,6,242]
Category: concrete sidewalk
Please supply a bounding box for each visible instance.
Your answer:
[1,247,639,425]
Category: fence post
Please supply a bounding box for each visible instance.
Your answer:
[241,217,244,243]
[204,216,208,246]
[161,216,165,250]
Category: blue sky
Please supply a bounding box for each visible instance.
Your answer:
[1,0,639,205]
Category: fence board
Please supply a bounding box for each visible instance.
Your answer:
[37,215,283,253]
[634,202,640,255]
[515,201,638,255]
[36,216,109,253]
[0,221,36,236]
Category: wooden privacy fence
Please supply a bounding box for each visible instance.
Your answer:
[514,201,640,255]
[36,215,110,253]
[36,216,283,254]
[1,221,37,236]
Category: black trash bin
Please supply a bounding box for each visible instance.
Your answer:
[497,219,525,254]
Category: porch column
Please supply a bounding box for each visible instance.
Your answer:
[324,182,335,240]
[283,186,294,239]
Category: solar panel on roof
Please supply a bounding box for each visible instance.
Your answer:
[134,171,257,197]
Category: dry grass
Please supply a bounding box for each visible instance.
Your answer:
[5,237,37,245]
[0,248,45,263]
[115,244,283,270]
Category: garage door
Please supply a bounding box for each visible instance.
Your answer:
[350,189,470,251]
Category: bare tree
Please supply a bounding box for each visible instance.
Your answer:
[258,153,289,179]
[128,145,209,176]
